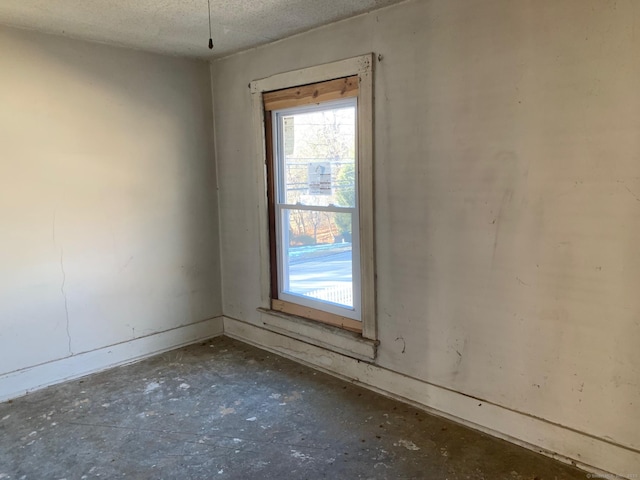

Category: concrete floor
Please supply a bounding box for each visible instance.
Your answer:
[0,337,587,479]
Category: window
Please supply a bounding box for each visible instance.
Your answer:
[251,55,376,343]
[267,88,360,329]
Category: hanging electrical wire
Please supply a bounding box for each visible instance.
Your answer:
[207,0,214,49]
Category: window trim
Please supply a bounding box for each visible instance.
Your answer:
[250,54,376,342]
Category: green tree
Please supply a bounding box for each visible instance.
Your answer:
[335,163,355,240]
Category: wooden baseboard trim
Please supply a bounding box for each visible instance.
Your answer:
[223,315,639,479]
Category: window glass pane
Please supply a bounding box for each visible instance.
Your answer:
[281,208,353,308]
[280,104,356,207]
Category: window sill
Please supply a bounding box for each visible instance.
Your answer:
[258,308,378,361]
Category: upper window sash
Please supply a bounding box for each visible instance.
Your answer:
[271,98,359,209]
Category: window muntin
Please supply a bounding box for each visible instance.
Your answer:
[272,98,361,322]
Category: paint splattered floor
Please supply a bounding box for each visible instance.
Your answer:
[0,337,586,479]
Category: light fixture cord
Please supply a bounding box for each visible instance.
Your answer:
[207,0,213,49]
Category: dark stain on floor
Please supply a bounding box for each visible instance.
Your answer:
[0,336,588,479]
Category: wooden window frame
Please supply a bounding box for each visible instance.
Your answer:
[250,54,376,341]
[265,79,360,331]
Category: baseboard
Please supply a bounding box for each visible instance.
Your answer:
[223,315,639,479]
[0,316,224,403]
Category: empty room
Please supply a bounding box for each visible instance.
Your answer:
[1,0,638,478]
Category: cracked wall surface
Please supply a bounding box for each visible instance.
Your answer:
[0,25,222,376]
[59,247,72,355]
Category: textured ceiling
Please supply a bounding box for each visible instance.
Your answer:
[0,0,406,58]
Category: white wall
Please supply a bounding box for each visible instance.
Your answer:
[211,0,640,473]
[0,26,222,396]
